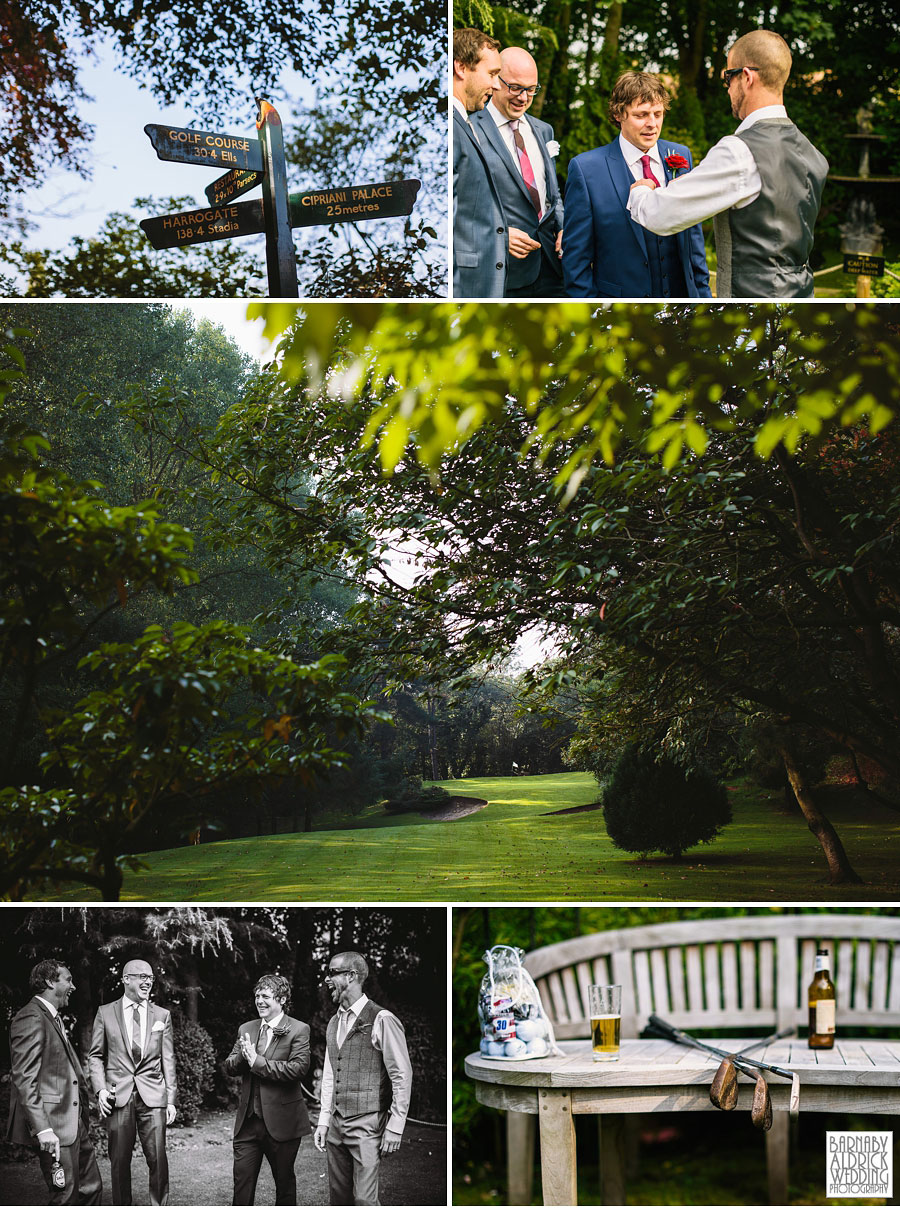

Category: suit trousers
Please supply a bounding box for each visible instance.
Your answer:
[107,1093,169,1205]
[233,1111,302,1206]
[37,1113,103,1206]
[326,1111,387,1206]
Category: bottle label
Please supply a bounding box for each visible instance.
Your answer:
[815,954,830,973]
[815,998,836,1034]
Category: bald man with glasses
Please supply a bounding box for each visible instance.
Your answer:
[313,952,412,1206]
[89,959,176,1205]
[627,29,828,298]
[472,46,565,297]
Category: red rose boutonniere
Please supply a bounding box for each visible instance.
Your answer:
[664,152,690,177]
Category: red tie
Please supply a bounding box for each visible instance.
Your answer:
[640,154,661,187]
[509,120,542,217]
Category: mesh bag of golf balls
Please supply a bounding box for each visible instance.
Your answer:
[478,944,561,1060]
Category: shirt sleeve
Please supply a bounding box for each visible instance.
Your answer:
[372,1011,413,1136]
[627,136,761,235]
[317,1048,334,1128]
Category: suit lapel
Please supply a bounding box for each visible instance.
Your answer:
[478,113,536,211]
[35,999,83,1080]
[606,144,648,258]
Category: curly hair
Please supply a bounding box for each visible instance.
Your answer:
[254,973,291,1011]
[609,71,670,125]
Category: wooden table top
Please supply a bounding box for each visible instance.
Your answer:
[465,1036,900,1090]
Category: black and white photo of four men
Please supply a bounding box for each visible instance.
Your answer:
[7,952,412,1206]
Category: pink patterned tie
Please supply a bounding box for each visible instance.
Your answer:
[640,154,661,187]
[509,120,542,217]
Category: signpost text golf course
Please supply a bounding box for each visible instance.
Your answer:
[140,100,421,296]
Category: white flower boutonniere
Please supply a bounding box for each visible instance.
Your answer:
[546,140,560,158]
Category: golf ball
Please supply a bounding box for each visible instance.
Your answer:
[504,1038,527,1058]
[486,1041,505,1057]
[515,1020,540,1042]
[526,1038,548,1057]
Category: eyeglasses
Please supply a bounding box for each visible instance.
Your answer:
[327,968,354,977]
[498,76,541,97]
[722,65,758,87]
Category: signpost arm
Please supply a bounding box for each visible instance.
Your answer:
[256,100,298,297]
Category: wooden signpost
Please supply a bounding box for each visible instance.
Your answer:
[140,99,421,296]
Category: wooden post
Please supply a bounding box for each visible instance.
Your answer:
[256,99,298,297]
[766,1110,790,1204]
[507,1111,536,1206]
[599,1114,626,1205]
[538,1089,577,1205]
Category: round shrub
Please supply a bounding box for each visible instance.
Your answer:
[602,746,732,859]
[173,1015,216,1125]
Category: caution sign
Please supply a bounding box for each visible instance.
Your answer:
[843,253,884,277]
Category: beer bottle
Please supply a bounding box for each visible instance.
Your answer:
[50,1159,66,1189]
[808,947,836,1049]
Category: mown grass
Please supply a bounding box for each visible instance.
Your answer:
[56,772,900,902]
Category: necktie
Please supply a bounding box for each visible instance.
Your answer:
[258,1022,270,1054]
[337,1009,351,1047]
[130,1003,142,1063]
[640,154,661,187]
[509,120,542,216]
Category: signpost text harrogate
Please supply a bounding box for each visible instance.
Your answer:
[140,100,420,296]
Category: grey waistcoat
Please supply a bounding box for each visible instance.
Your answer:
[326,1000,391,1117]
[714,118,828,298]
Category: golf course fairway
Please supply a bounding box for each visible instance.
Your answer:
[51,772,900,902]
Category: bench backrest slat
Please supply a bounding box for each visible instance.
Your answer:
[523,915,900,1040]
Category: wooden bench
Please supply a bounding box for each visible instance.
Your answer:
[497,914,900,1204]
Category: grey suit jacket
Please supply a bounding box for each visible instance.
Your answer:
[7,997,89,1148]
[453,106,507,297]
[89,998,176,1110]
[471,107,564,292]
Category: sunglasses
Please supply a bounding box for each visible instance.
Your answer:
[722,65,759,87]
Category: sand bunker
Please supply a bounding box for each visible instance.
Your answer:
[412,796,488,821]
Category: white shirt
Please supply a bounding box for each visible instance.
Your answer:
[318,995,412,1136]
[627,104,788,236]
[618,134,668,187]
[486,101,548,215]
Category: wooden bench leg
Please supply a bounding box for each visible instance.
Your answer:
[766,1110,789,1205]
[507,1111,536,1206]
[538,1089,577,1205]
[599,1113,626,1205]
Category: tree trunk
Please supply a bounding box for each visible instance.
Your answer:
[779,745,863,883]
[182,954,201,1023]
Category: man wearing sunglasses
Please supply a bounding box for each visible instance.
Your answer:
[472,47,565,297]
[627,29,828,298]
[88,959,176,1205]
[313,952,412,1205]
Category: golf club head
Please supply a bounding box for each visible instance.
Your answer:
[709,1056,739,1110]
[751,1073,773,1131]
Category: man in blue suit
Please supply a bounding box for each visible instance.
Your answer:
[562,72,711,298]
[472,47,565,297]
[452,28,508,298]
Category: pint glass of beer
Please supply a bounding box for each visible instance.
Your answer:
[589,985,621,1061]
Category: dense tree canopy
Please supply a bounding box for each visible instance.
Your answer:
[229,303,900,882]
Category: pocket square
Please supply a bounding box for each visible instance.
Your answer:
[151,1021,166,1032]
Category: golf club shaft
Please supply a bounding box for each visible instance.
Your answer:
[647,1014,795,1080]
